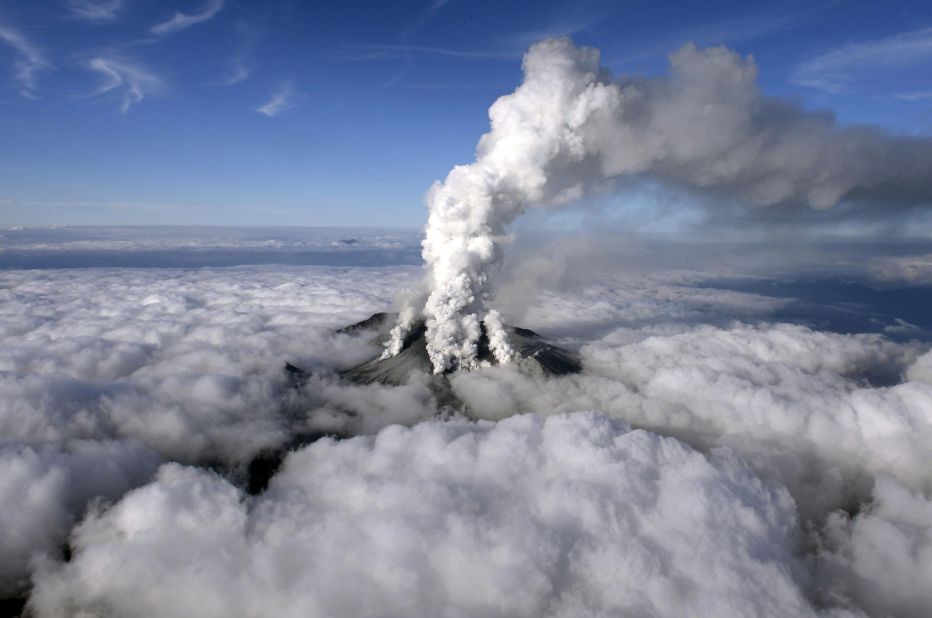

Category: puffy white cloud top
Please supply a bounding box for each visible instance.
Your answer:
[0,265,423,596]
[452,322,931,520]
[0,257,930,615]
[0,440,159,597]
[0,265,420,462]
[818,476,932,618]
[29,413,820,618]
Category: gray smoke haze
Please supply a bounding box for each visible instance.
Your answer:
[406,37,932,374]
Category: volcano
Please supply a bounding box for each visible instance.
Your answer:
[282,312,581,426]
[270,312,576,495]
[338,312,581,386]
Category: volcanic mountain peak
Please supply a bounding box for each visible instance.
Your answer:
[339,312,581,387]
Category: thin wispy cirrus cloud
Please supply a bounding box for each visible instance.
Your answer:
[212,21,257,87]
[895,91,932,102]
[498,13,602,53]
[218,58,250,86]
[86,56,165,113]
[427,0,452,16]
[793,26,932,93]
[335,42,517,62]
[607,3,833,69]
[397,0,456,40]
[150,0,225,36]
[256,80,300,117]
[344,16,595,64]
[0,22,50,98]
[65,0,127,23]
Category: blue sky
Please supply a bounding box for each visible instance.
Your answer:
[1,0,931,228]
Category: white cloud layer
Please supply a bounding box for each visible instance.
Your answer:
[0,440,159,597]
[0,255,930,615]
[0,266,420,463]
[817,475,932,618]
[452,322,931,521]
[28,413,821,618]
[0,264,421,596]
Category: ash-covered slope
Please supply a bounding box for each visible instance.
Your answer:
[340,312,581,387]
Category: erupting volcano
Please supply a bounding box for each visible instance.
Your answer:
[374,37,932,375]
[336,312,580,407]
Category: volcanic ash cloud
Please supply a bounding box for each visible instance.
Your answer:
[401,37,932,374]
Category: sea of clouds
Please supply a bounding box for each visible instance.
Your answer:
[1,227,931,616]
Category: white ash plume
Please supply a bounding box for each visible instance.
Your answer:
[379,305,418,360]
[483,309,516,365]
[387,37,932,373]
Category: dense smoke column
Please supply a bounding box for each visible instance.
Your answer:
[417,39,611,373]
[389,37,932,374]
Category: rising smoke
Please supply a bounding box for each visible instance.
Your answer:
[393,37,932,373]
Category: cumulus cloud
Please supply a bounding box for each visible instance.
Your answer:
[0,440,159,596]
[86,56,165,112]
[0,265,421,463]
[451,322,930,521]
[256,80,300,117]
[1,236,931,615]
[29,413,821,618]
[0,22,50,97]
[391,37,932,374]
[150,0,225,36]
[906,349,932,384]
[0,262,432,599]
[817,476,932,618]
[65,0,126,23]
